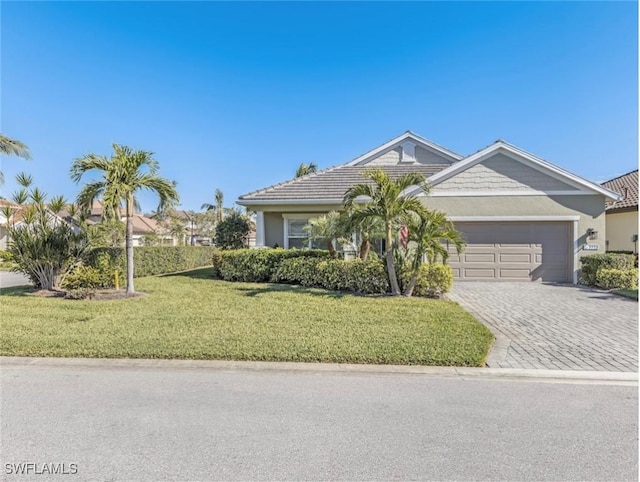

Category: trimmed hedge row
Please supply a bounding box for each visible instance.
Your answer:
[84,246,218,279]
[579,253,636,286]
[272,257,389,294]
[596,268,639,290]
[213,248,330,282]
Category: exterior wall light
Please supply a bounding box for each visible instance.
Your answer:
[587,228,598,240]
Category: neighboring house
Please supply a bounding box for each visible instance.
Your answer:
[238,131,621,283]
[602,170,638,253]
[87,200,174,247]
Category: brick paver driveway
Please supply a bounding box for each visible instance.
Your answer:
[448,282,638,372]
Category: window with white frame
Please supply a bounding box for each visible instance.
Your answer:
[286,219,309,249]
[284,216,329,249]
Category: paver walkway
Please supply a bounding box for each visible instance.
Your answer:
[448,282,638,372]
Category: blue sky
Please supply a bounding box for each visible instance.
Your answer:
[1,1,637,212]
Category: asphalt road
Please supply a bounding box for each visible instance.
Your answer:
[1,363,637,481]
[0,272,29,288]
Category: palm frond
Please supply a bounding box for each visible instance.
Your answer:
[0,133,31,159]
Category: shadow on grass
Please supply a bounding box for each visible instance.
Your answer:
[234,284,348,299]
[0,286,33,297]
[161,267,215,280]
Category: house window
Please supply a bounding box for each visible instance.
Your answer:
[287,219,308,248]
[285,217,328,249]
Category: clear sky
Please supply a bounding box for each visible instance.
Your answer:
[1,1,637,213]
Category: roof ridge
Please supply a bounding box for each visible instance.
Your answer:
[602,169,639,185]
[238,163,346,199]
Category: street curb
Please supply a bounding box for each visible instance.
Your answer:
[1,356,637,384]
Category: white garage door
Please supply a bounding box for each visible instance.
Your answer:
[448,222,572,282]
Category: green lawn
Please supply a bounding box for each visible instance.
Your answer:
[613,288,638,301]
[0,268,494,366]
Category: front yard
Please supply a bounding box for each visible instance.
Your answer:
[0,268,493,366]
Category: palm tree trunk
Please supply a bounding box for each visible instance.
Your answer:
[386,223,400,295]
[403,271,419,297]
[360,238,370,261]
[126,195,135,294]
[327,239,336,258]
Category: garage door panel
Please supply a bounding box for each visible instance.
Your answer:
[500,253,532,263]
[465,253,495,263]
[450,222,571,282]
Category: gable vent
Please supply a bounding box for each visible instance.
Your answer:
[400,141,417,164]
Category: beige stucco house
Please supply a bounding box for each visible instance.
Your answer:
[238,132,621,283]
[602,170,638,253]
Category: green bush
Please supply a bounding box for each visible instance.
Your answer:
[411,263,454,298]
[216,248,329,282]
[62,265,103,290]
[214,212,251,250]
[579,253,636,285]
[272,257,389,294]
[595,268,638,290]
[84,246,217,279]
[64,288,96,300]
[0,250,13,262]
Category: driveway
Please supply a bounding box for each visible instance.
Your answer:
[448,282,638,372]
[0,271,30,288]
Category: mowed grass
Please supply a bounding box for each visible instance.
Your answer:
[614,288,638,301]
[0,268,494,366]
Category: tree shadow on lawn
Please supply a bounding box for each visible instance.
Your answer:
[0,286,33,297]
[234,284,349,299]
[161,267,215,280]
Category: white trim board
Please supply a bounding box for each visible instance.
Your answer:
[429,190,592,197]
[448,215,580,222]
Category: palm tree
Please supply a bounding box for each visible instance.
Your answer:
[342,207,384,261]
[295,162,318,178]
[343,169,428,295]
[304,211,346,258]
[0,134,31,185]
[201,188,225,223]
[71,144,179,294]
[402,210,465,297]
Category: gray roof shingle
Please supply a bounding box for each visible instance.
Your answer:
[239,164,450,202]
[602,170,638,212]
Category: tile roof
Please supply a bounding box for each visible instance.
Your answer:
[239,164,450,202]
[602,170,638,211]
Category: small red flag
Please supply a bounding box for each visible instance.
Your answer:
[400,225,409,249]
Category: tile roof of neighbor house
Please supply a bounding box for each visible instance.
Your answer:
[130,214,158,234]
[238,164,450,202]
[602,170,638,212]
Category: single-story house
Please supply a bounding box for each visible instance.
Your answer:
[602,170,638,253]
[238,131,622,284]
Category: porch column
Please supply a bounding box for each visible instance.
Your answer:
[256,211,266,248]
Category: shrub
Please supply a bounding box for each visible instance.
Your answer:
[410,263,454,298]
[64,288,96,300]
[579,253,636,285]
[0,250,13,262]
[62,265,103,290]
[272,257,389,294]
[215,212,251,250]
[83,246,216,278]
[217,248,329,283]
[595,268,638,290]
[9,213,88,290]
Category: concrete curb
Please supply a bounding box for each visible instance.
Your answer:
[1,356,637,384]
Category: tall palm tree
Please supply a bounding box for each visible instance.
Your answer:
[201,188,225,223]
[343,169,428,295]
[71,144,179,294]
[403,210,465,297]
[295,162,318,178]
[0,133,31,185]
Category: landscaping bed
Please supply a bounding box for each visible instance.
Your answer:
[0,268,493,366]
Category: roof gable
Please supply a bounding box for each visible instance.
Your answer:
[346,131,462,166]
[412,141,622,200]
